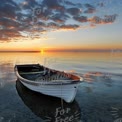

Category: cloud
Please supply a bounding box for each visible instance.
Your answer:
[0,0,18,7]
[84,3,96,14]
[0,17,23,41]
[0,1,19,19]
[60,24,79,30]
[42,0,64,10]
[47,22,59,29]
[74,16,88,23]
[84,7,96,14]
[0,18,21,28]
[67,8,82,16]
[50,13,69,23]
[64,1,75,6]
[85,3,95,9]
[0,29,21,42]
[0,0,118,42]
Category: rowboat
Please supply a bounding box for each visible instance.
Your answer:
[14,64,83,103]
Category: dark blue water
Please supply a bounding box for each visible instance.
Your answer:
[0,52,122,122]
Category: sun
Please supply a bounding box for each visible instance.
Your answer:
[40,49,44,54]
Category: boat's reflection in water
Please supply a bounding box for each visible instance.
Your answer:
[16,80,81,122]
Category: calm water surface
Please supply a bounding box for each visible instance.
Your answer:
[0,52,122,122]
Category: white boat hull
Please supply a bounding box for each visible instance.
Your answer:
[19,79,80,103]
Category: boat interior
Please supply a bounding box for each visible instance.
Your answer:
[16,64,79,82]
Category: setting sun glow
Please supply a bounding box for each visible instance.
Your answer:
[40,49,44,54]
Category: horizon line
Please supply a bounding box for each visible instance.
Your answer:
[0,49,122,53]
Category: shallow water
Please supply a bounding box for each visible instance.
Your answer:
[0,52,122,122]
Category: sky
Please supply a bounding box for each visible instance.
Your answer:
[0,0,122,51]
